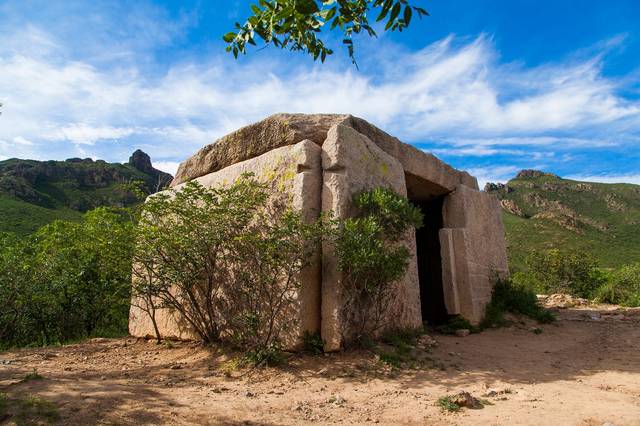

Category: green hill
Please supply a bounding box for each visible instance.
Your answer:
[485,170,640,271]
[0,150,172,235]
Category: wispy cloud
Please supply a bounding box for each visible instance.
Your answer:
[466,165,523,189]
[153,161,181,176]
[0,18,638,183]
[566,174,640,185]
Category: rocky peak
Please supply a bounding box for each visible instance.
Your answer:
[128,149,153,174]
[484,182,513,193]
[516,169,559,179]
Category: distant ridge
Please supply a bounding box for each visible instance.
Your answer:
[485,170,640,270]
[0,151,172,235]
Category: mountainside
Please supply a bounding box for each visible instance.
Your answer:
[0,150,171,235]
[485,170,640,271]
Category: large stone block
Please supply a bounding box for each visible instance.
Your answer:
[321,123,422,351]
[171,114,348,186]
[346,116,479,191]
[440,185,509,323]
[129,140,323,347]
[131,113,509,352]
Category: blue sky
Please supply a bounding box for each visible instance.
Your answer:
[1,0,639,186]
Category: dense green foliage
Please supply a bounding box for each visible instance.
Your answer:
[132,175,322,363]
[513,249,607,299]
[0,153,171,235]
[0,208,134,348]
[481,278,555,328]
[332,187,423,345]
[225,0,428,64]
[487,171,640,271]
[510,249,640,307]
[594,262,640,307]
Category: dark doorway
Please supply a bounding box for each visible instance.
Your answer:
[414,196,448,324]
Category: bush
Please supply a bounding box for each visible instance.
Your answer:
[519,249,606,298]
[330,187,423,346]
[132,174,322,361]
[0,208,134,348]
[481,278,555,328]
[435,316,476,334]
[595,263,640,307]
[302,331,325,354]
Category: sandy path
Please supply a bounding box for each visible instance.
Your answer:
[1,306,639,425]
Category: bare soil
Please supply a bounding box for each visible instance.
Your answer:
[1,304,639,425]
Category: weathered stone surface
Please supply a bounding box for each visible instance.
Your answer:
[346,116,479,191]
[131,113,509,350]
[129,296,193,341]
[171,114,348,186]
[129,140,323,347]
[500,199,525,217]
[172,113,478,193]
[321,123,422,351]
[440,186,509,324]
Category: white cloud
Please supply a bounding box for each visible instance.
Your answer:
[47,124,136,144]
[429,146,555,159]
[13,136,33,146]
[0,25,638,172]
[153,161,180,176]
[565,174,640,185]
[467,165,522,189]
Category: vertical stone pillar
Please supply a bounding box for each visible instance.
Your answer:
[320,124,422,351]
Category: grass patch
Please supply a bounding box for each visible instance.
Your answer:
[377,351,405,368]
[375,327,427,369]
[437,395,461,412]
[219,357,243,377]
[0,394,60,425]
[302,331,324,355]
[15,396,60,425]
[437,392,486,412]
[0,392,7,418]
[434,316,477,335]
[21,370,44,382]
[481,278,555,329]
[243,343,286,367]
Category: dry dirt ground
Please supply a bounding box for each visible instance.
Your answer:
[1,303,639,425]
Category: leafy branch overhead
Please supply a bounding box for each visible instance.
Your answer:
[224,0,428,65]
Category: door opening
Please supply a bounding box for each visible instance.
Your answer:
[414,196,448,325]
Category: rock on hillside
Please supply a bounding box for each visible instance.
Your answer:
[485,170,640,270]
[128,149,172,190]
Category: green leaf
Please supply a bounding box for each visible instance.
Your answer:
[295,0,320,14]
[403,5,412,25]
[376,1,391,22]
[319,6,337,20]
[222,32,237,43]
[389,2,402,22]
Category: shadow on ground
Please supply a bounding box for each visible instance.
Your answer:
[0,307,638,424]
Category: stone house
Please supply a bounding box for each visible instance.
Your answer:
[129,114,509,351]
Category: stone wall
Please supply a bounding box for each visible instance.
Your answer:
[320,124,422,351]
[130,113,509,349]
[440,185,509,324]
[129,140,323,347]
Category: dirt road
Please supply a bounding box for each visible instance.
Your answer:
[1,305,639,425]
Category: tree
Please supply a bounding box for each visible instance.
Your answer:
[0,233,32,347]
[516,249,606,299]
[0,208,134,348]
[132,174,322,362]
[224,0,428,65]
